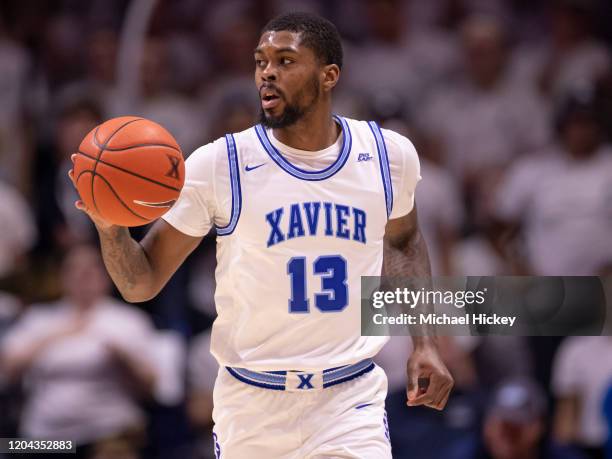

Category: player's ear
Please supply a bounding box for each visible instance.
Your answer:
[321,64,340,92]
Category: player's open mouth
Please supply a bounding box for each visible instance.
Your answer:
[262,95,281,109]
[261,89,282,109]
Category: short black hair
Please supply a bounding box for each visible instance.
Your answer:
[262,12,343,69]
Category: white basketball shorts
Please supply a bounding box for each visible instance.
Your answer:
[211,362,392,458]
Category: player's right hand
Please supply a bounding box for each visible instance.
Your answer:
[68,154,116,230]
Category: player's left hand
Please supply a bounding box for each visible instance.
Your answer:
[406,342,453,410]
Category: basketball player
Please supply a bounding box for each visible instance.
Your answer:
[69,12,453,458]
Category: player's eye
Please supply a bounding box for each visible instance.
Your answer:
[255,59,266,68]
[280,57,293,65]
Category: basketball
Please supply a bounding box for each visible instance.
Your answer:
[73,116,185,227]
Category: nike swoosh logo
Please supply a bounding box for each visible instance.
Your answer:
[133,199,176,208]
[245,163,266,172]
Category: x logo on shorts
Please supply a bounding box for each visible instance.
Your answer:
[297,373,314,389]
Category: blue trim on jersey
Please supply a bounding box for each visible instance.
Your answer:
[233,367,286,384]
[323,361,375,388]
[216,134,242,236]
[226,367,285,390]
[368,121,393,219]
[225,359,374,390]
[323,359,375,387]
[254,115,352,181]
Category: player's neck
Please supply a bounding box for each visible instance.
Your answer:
[273,109,340,152]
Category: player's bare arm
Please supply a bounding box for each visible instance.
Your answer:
[69,166,201,302]
[384,207,454,410]
[97,220,201,302]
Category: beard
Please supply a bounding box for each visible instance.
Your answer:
[259,76,320,129]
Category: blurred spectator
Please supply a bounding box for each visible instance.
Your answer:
[0,180,37,277]
[0,245,158,458]
[381,120,464,276]
[513,0,611,99]
[39,14,85,91]
[379,335,532,458]
[188,237,218,320]
[35,97,101,252]
[552,337,612,459]
[118,37,206,156]
[196,1,261,146]
[378,333,533,454]
[495,86,612,275]
[417,151,464,276]
[603,383,612,459]
[474,378,586,459]
[0,1,611,457]
[381,335,485,459]
[343,0,458,118]
[0,292,20,338]
[57,28,120,119]
[603,381,612,459]
[595,70,612,139]
[187,330,219,459]
[203,0,260,79]
[0,14,30,192]
[421,15,549,187]
[451,223,510,275]
[472,337,533,388]
[200,81,259,143]
[451,194,517,276]
[0,290,21,440]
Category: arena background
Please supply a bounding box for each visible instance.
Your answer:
[1,0,612,458]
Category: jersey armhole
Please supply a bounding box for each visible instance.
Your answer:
[387,130,411,220]
[210,138,219,225]
[367,121,394,219]
[215,133,242,236]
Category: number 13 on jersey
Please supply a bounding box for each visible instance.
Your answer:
[287,255,348,313]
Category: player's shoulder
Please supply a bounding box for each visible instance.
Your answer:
[188,125,258,160]
[187,137,228,163]
[379,127,419,161]
[342,116,419,159]
[231,124,259,141]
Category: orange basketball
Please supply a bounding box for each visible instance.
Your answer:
[73,116,185,227]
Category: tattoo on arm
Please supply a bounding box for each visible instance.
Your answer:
[97,227,153,300]
[383,227,431,279]
[384,211,435,341]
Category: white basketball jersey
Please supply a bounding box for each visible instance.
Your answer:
[163,116,421,371]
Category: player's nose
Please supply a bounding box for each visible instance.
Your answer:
[260,63,278,81]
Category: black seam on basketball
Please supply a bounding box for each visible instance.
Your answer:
[91,172,149,221]
[77,150,181,192]
[91,126,102,213]
[91,118,146,215]
[76,170,102,218]
[91,118,146,150]
[93,126,103,149]
[103,143,180,152]
[76,170,94,185]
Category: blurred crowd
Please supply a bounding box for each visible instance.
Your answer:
[0,0,611,458]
